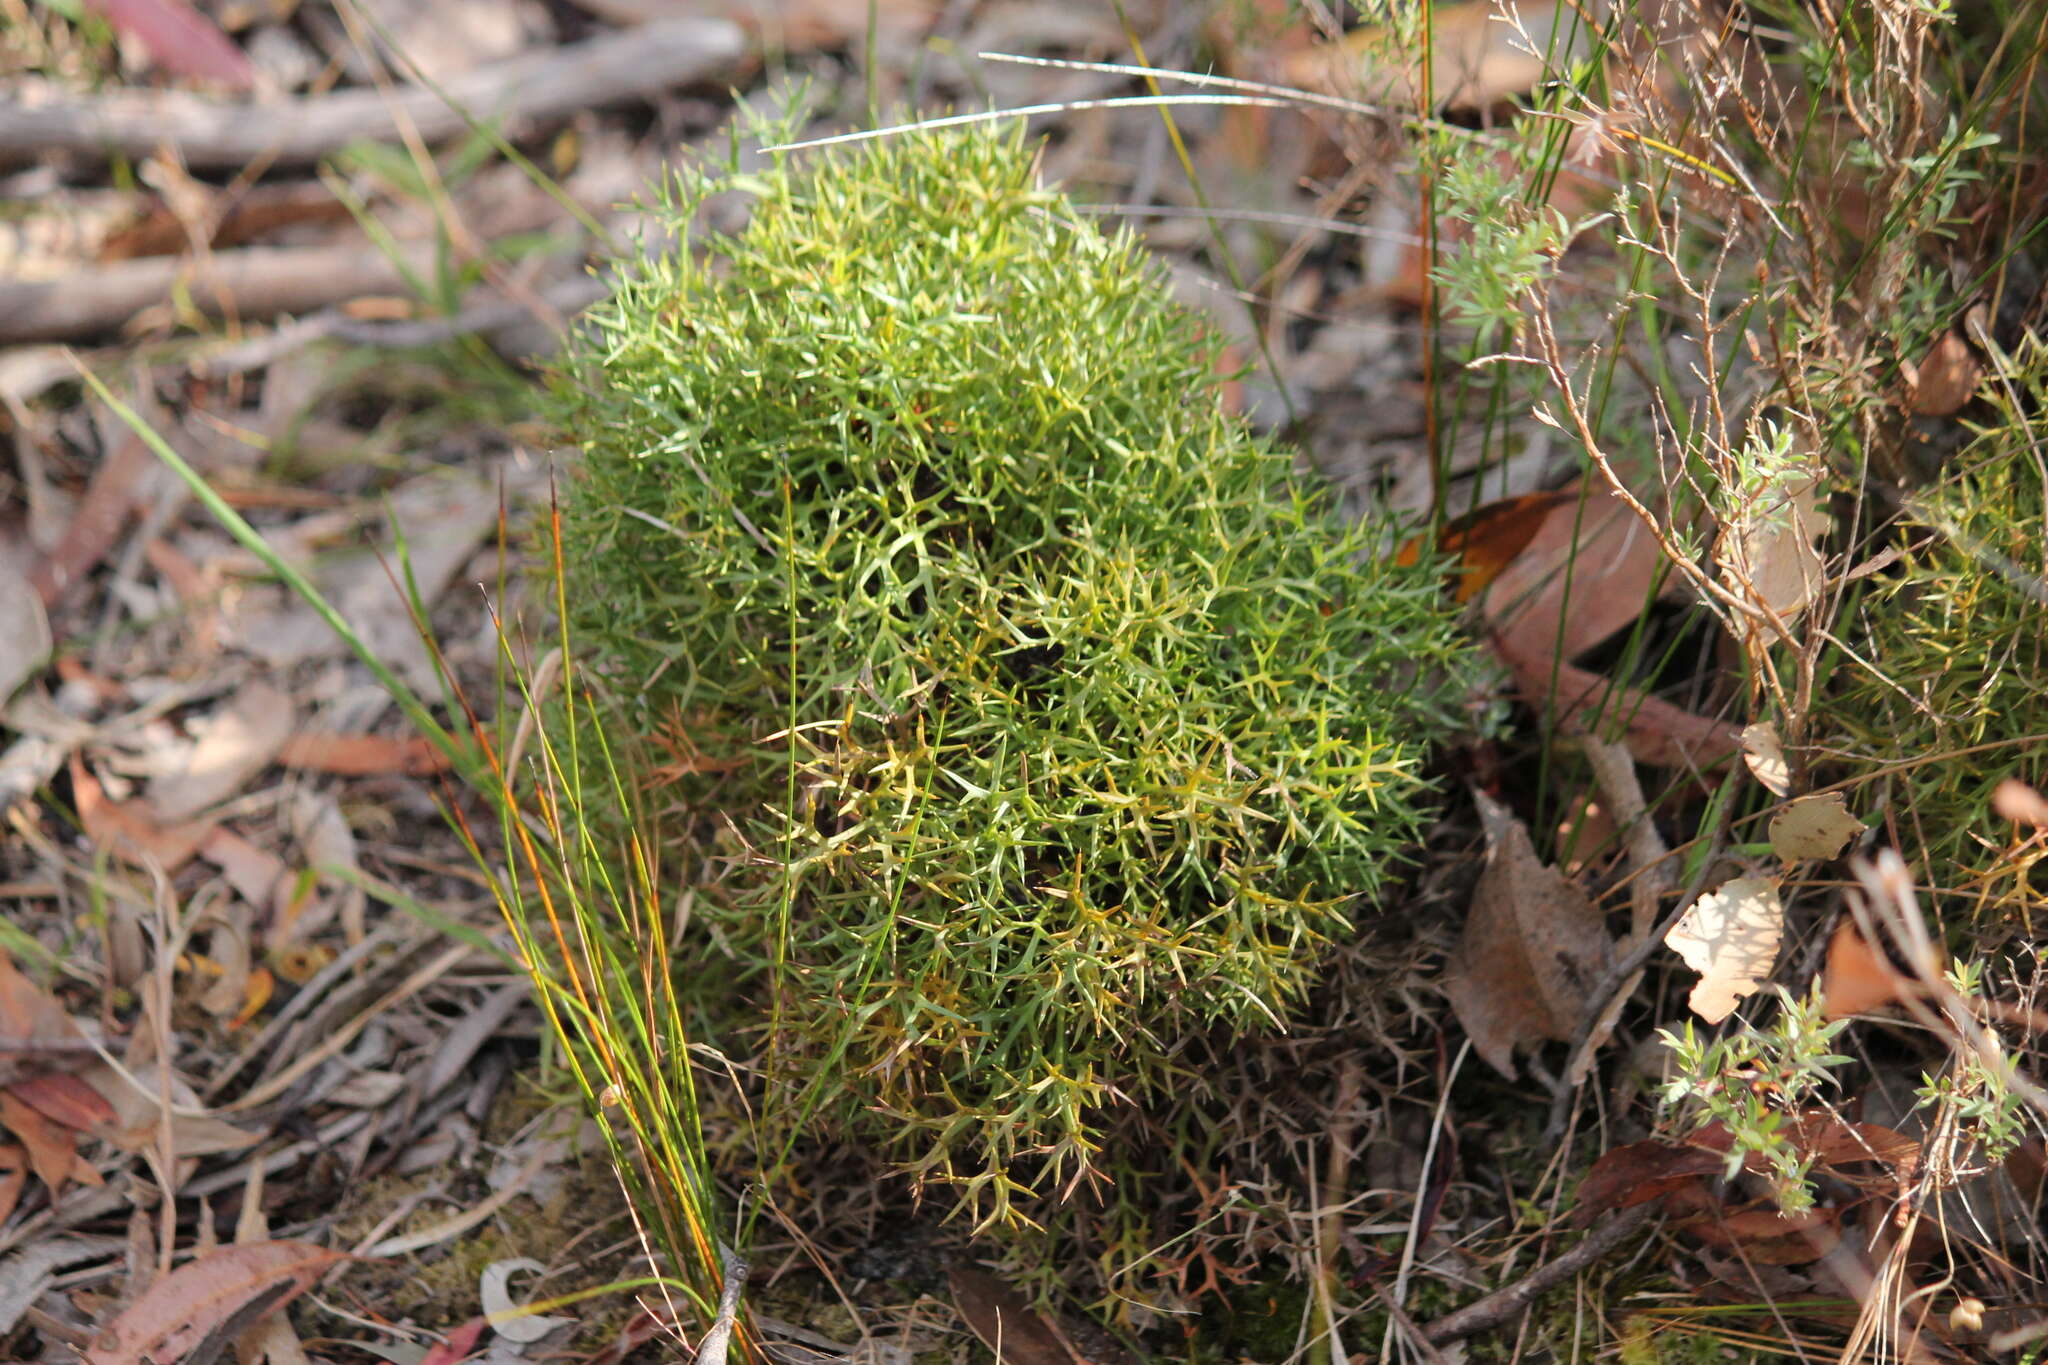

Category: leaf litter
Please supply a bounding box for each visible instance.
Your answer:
[1665,876,1785,1024]
[1441,791,1615,1079]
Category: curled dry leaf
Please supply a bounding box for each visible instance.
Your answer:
[1666,876,1784,1024]
[479,1258,573,1344]
[0,1088,86,1195]
[83,1239,344,1365]
[1442,792,1615,1079]
[1741,721,1791,797]
[1768,793,1865,862]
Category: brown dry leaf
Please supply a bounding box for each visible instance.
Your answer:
[71,757,214,874]
[1993,778,2048,828]
[0,952,93,1087]
[275,731,450,777]
[1281,0,1583,111]
[76,1061,263,1159]
[0,1088,83,1196]
[1769,793,1864,862]
[149,680,296,822]
[0,1144,26,1227]
[233,467,508,692]
[1666,876,1783,1023]
[0,572,52,706]
[6,1070,117,1131]
[197,827,287,910]
[1573,1140,1722,1223]
[1686,1205,1842,1265]
[278,790,364,945]
[1907,330,1982,416]
[1482,479,1674,666]
[1442,792,1615,1079]
[948,1266,1087,1365]
[1489,628,1741,770]
[1714,471,1828,643]
[1741,721,1791,797]
[30,433,153,612]
[83,1239,344,1365]
[1396,489,1574,602]
[1821,918,1919,1019]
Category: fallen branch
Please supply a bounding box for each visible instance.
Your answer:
[1420,1204,1657,1346]
[0,184,595,343]
[0,18,745,169]
[192,275,610,374]
[1,240,433,344]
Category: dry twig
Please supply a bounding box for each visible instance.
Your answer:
[0,19,745,169]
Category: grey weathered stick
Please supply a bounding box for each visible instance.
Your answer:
[0,19,745,169]
[0,240,437,344]
[1420,1203,1657,1346]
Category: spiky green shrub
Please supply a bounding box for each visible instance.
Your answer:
[548,124,1476,1224]
[1836,359,2048,935]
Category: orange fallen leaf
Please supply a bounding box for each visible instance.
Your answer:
[1442,792,1615,1079]
[276,731,451,777]
[0,1087,83,1197]
[1906,329,1982,417]
[71,757,213,874]
[1483,479,1673,666]
[83,1239,345,1365]
[1396,488,1574,603]
[1489,628,1741,770]
[6,1070,117,1131]
[1821,918,1921,1020]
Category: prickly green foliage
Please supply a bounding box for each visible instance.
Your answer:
[548,125,1476,1223]
[1835,361,2048,935]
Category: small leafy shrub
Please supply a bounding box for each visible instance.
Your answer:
[1835,362,2048,935]
[548,124,1477,1225]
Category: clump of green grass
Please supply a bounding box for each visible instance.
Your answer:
[546,123,1478,1228]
